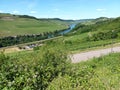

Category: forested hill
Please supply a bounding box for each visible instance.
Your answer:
[0,13,69,37]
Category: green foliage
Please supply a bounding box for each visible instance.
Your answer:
[1,14,120,90]
[0,46,71,90]
[48,53,120,90]
[87,30,118,41]
[0,33,120,90]
[55,17,120,52]
[33,46,40,51]
[0,51,8,65]
[47,75,72,90]
[45,34,120,52]
[0,29,64,48]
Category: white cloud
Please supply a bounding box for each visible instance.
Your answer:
[0,10,3,13]
[30,11,37,14]
[96,8,107,14]
[53,8,59,11]
[96,8,106,11]
[12,10,19,14]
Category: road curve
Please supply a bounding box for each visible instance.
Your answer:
[71,46,120,63]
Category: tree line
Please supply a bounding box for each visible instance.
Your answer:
[87,30,119,41]
[0,29,67,48]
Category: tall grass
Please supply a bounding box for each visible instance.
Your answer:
[48,53,120,90]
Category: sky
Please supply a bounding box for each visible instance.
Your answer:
[0,0,120,20]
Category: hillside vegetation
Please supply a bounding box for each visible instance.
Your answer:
[0,14,120,90]
[0,44,120,90]
[0,13,68,37]
[50,17,120,52]
[48,53,120,90]
[70,17,120,35]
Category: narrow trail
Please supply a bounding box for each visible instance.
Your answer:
[71,46,120,63]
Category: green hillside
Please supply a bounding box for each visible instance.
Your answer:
[0,14,120,89]
[70,17,120,34]
[50,17,119,52]
[0,43,120,90]
[0,13,68,37]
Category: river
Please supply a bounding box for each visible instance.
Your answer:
[59,24,76,35]
[48,24,76,38]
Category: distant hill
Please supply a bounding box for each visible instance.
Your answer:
[0,13,102,37]
[67,16,120,43]
[76,17,111,25]
[39,18,94,24]
[0,13,69,37]
[71,16,120,34]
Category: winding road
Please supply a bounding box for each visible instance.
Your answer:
[71,46,120,63]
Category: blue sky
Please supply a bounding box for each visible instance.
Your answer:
[0,0,119,19]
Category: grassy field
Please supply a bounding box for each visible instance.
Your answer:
[0,14,68,37]
[0,40,120,89]
[48,53,120,90]
[42,33,120,54]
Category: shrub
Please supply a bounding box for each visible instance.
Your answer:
[0,47,71,90]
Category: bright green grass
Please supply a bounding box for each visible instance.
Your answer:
[0,17,68,37]
[45,32,120,53]
[62,32,120,52]
[48,53,120,90]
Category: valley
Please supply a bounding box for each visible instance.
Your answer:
[0,13,120,90]
[0,13,69,37]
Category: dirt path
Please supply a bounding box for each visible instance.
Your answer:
[71,46,120,63]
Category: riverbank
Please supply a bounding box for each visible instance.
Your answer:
[0,24,76,48]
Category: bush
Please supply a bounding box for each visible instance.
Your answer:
[0,50,9,65]
[0,47,71,90]
[87,30,118,41]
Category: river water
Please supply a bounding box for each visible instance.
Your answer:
[48,24,76,38]
[59,24,76,35]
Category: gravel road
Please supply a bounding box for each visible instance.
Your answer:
[71,46,120,63]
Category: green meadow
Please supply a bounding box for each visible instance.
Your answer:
[0,14,68,37]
